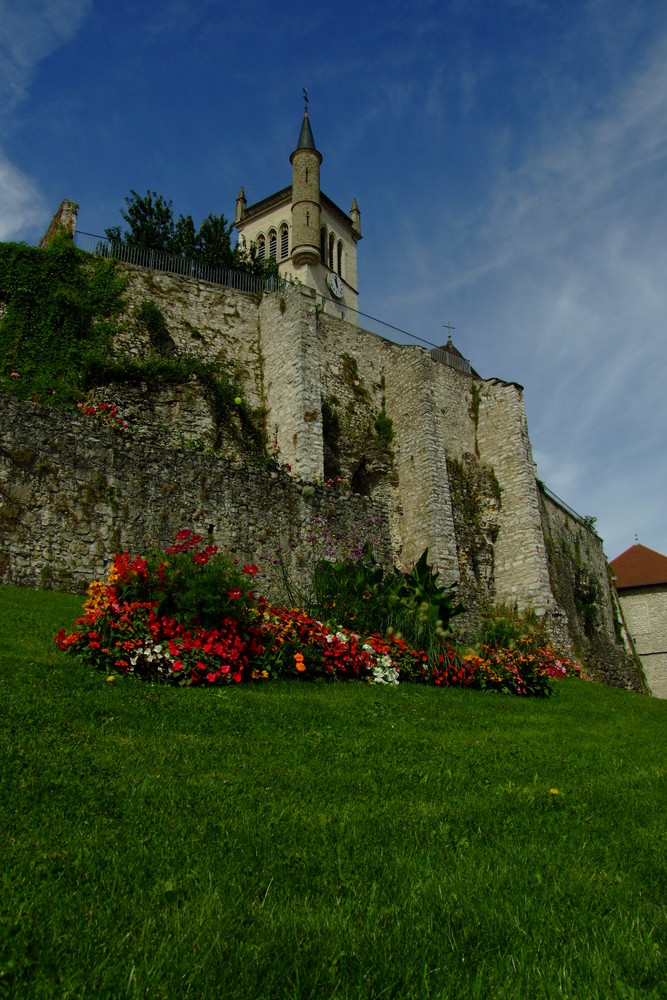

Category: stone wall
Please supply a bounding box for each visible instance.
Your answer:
[0,249,644,689]
[538,488,642,690]
[616,587,667,698]
[477,379,556,617]
[0,394,387,595]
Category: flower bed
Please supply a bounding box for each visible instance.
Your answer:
[55,532,580,696]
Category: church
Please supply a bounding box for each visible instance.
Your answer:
[234,107,362,318]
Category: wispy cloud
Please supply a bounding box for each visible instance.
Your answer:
[0,0,92,113]
[0,152,43,240]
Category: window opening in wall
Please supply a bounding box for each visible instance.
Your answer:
[337,241,343,277]
[257,235,266,260]
[320,227,326,263]
[269,230,277,259]
[280,225,289,259]
[328,232,335,270]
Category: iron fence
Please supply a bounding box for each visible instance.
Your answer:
[537,480,594,531]
[73,231,285,294]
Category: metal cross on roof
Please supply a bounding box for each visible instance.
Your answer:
[443,321,455,340]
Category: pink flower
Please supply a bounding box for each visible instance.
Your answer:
[10,372,19,378]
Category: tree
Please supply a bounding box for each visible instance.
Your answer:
[105,189,278,279]
[195,213,235,269]
[105,190,176,252]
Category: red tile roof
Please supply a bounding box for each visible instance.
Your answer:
[610,544,667,589]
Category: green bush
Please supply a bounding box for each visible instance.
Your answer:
[314,547,464,655]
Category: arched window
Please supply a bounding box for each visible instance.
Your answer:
[257,235,266,260]
[320,227,326,263]
[280,224,289,259]
[328,232,335,270]
[337,241,343,277]
[268,229,277,259]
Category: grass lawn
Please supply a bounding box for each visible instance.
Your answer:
[0,583,665,999]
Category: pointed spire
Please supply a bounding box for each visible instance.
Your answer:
[294,110,318,154]
[235,186,247,224]
[350,198,361,236]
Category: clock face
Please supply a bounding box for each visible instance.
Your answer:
[328,272,344,298]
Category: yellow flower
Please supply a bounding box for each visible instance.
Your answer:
[550,788,559,795]
[106,675,115,683]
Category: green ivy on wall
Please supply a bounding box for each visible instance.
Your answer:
[0,236,266,457]
[0,233,127,406]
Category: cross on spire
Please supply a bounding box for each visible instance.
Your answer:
[303,87,309,114]
[443,321,455,343]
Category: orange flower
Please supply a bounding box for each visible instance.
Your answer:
[294,652,306,673]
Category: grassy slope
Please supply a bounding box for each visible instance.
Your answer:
[0,584,665,999]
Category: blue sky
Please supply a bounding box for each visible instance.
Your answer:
[1,0,666,561]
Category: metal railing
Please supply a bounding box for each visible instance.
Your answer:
[538,481,594,531]
[73,231,285,295]
[428,346,472,375]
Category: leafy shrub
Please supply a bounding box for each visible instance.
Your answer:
[314,547,464,656]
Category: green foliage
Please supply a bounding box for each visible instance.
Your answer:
[340,351,369,401]
[105,189,279,280]
[105,190,176,251]
[574,570,599,636]
[315,546,464,655]
[114,534,256,630]
[82,353,266,454]
[374,403,394,449]
[471,602,546,650]
[0,234,127,405]
[468,382,482,427]
[136,299,172,354]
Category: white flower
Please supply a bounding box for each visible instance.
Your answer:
[372,664,399,686]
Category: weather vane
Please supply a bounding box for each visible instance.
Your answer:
[303,87,309,113]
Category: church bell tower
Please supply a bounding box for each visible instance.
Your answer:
[289,108,322,268]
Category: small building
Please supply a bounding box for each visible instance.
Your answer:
[234,109,362,320]
[611,543,667,698]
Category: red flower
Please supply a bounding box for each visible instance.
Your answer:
[227,588,242,601]
[243,563,259,575]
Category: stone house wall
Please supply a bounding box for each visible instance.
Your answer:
[617,587,667,698]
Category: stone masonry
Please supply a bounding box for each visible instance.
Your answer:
[0,260,643,689]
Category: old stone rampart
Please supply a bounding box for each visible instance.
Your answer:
[0,250,643,688]
[538,487,642,690]
[0,394,386,595]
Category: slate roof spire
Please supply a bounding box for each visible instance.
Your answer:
[293,107,319,157]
